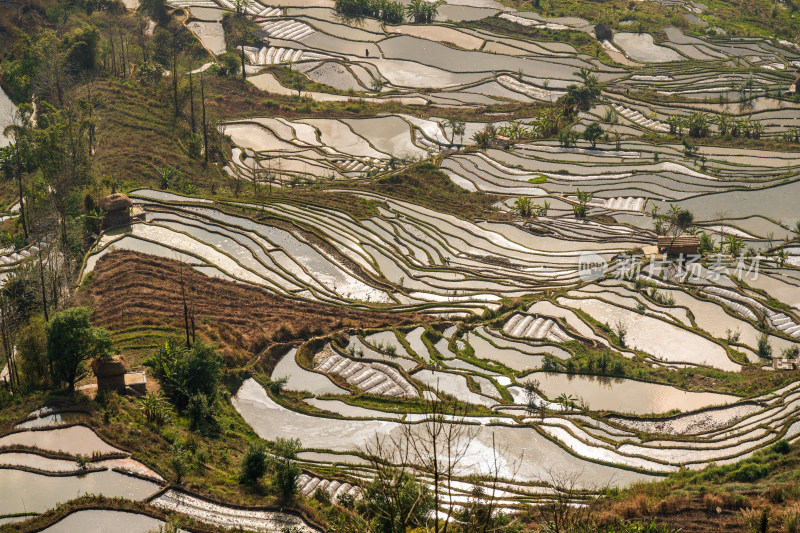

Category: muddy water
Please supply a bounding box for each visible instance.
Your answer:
[558,297,739,372]
[0,470,158,514]
[14,412,86,430]
[41,510,165,533]
[676,179,800,227]
[271,348,347,395]
[233,378,654,487]
[0,426,121,455]
[533,372,737,415]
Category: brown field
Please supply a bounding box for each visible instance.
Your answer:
[83,250,430,366]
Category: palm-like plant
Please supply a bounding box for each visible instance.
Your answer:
[726,234,745,256]
[686,112,709,138]
[471,125,495,149]
[406,0,442,22]
[573,189,593,218]
[666,114,684,135]
[139,391,171,425]
[774,249,789,267]
[556,393,577,410]
[514,197,533,218]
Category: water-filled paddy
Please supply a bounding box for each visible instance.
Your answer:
[234,378,654,486]
[0,425,122,456]
[532,372,737,415]
[0,470,159,514]
[40,510,165,533]
[557,297,740,372]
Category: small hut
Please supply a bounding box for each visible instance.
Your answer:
[92,355,127,392]
[773,358,796,371]
[657,235,700,255]
[594,23,612,42]
[789,73,800,95]
[99,193,144,229]
[92,355,147,394]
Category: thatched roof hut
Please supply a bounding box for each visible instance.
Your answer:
[99,193,133,213]
[657,235,700,255]
[789,73,800,95]
[594,23,612,41]
[92,355,127,392]
[99,193,143,229]
[92,355,127,376]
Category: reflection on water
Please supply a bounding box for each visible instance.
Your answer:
[0,470,159,515]
[534,372,736,415]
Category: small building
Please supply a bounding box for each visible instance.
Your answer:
[92,355,147,395]
[99,193,145,229]
[788,73,800,95]
[773,357,799,371]
[657,235,700,255]
[594,23,612,42]
[92,355,127,392]
[640,245,661,256]
[124,372,148,395]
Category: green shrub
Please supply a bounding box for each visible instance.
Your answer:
[757,333,772,359]
[728,463,770,483]
[240,441,268,484]
[771,439,791,455]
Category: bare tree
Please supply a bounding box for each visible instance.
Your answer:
[200,71,209,164]
[458,432,522,533]
[360,431,432,533]
[178,260,195,347]
[403,392,479,533]
[3,104,34,240]
[0,298,19,391]
[534,469,610,533]
[188,66,196,133]
[35,32,72,107]
[358,386,533,533]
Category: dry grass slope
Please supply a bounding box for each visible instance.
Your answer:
[83,250,427,365]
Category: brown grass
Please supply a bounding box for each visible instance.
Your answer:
[336,161,509,220]
[82,250,429,366]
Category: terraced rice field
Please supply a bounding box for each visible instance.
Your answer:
[53,0,800,517]
[0,412,322,531]
[0,420,163,516]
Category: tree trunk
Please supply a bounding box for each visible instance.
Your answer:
[180,266,191,348]
[0,303,8,363]
[433,420,440,533]
[87,77,95,153]
[201,73,208,164]
[1,304,17,391]
[189,69,196,133]
[240,43,246,87]
[110,35,117,77]
[38,244,49,322]
[68,363,76,394]
[14,140,28,241]
[172,51,179,118]
[119,32,127,78]
[50,246,60,310]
